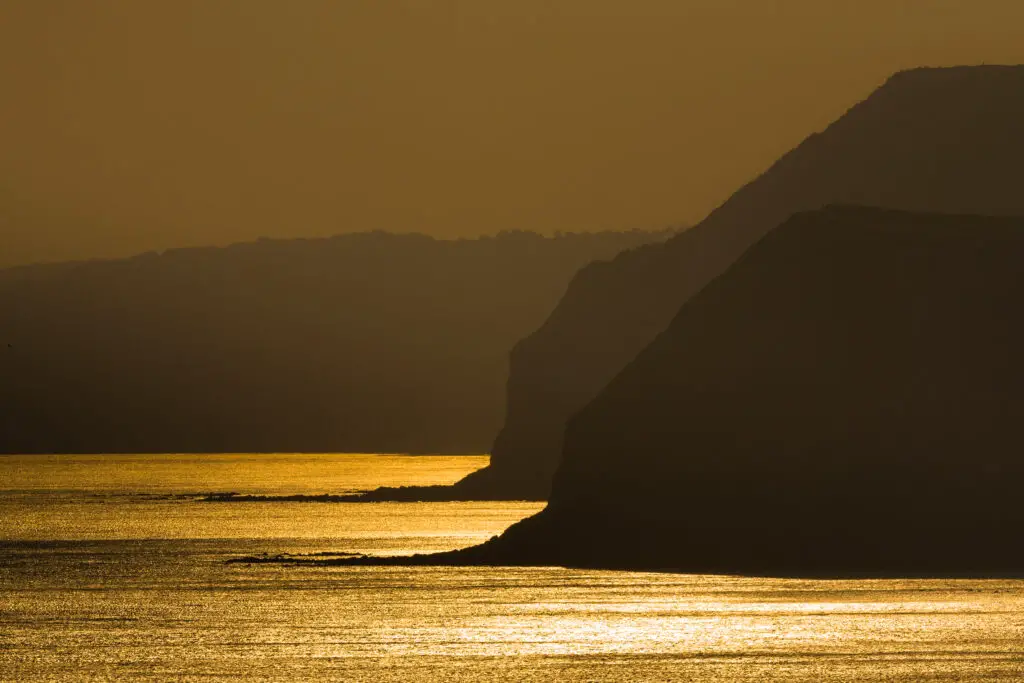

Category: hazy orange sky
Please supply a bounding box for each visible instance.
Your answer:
[2,1,1024,267]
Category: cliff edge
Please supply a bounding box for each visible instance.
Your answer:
[457,207,1024,574]
[437,65,1024,501]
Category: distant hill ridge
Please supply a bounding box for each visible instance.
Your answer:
[401,64,1024,501]
[0,228,671,454]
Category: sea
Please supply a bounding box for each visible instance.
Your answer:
[1,453,1023,682]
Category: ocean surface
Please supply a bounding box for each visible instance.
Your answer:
[2,454,1023,682]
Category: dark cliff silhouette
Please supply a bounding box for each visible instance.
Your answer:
[313,207,1024,575]
[401,65,1024,501]
[0,229,668,455]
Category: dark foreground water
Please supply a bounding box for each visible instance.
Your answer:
[2,454,1023,681]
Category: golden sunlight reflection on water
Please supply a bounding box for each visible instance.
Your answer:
[2,454,1023,681]
[0,452,491,495]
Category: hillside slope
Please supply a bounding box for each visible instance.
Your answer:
[451,65,1024,500]
[456,207,1024,574]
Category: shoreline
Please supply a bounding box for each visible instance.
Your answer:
[225,550,1024,581]
[198,488,546,503]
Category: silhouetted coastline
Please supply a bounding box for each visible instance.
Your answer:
[470,207,1024,574]
[240,206,1024,576]
[379,65,1024,504]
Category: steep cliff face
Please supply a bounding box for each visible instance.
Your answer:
[457,65,1024,500]
[465,207,1024,574]
[0,229,667,455]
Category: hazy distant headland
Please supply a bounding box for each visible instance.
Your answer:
[0,229,670,455]
[287,206,1024,575]
[363,65,1024,503]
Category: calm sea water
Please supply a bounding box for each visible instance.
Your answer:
[2,454,1023,682]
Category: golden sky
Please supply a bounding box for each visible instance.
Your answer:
[2,1,1024,267]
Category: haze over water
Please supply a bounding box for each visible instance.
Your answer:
[1,454,1023,681]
